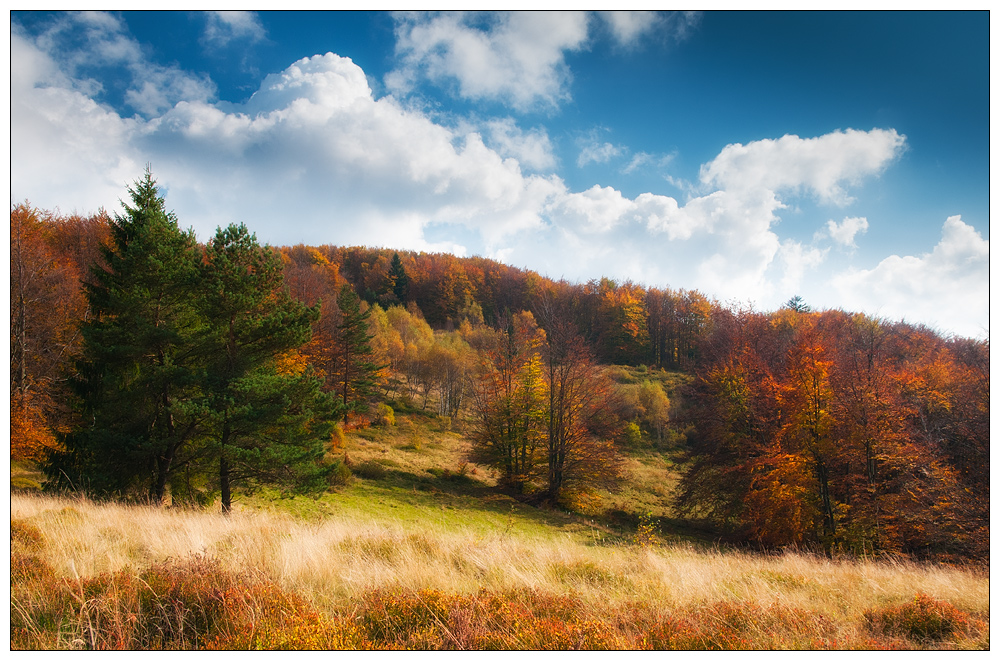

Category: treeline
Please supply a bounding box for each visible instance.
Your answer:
[10,172,989,560]
[280,243,712,370]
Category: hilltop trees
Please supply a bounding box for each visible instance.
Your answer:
[11,178,988,562]
[10,204,102,462]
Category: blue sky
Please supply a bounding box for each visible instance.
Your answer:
[9,10,990,338]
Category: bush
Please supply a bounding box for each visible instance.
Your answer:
[11,519,45,552]
[373,403,395,427]
[865,593,975,643]
[623,422,642,447]
[354,460,388,480]
[330,424,347,451]
[330,461,353,487]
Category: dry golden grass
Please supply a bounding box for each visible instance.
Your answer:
[11,490,989,650]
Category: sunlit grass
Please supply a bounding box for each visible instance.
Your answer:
[11,491,989,650]
[10,403,988,650]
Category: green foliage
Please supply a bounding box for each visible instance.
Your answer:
[329,460,353,487]
[47,173,335,509]
[388,252,409,303]
[373,403,395,426]
[353,459,388,480]
[198,223,334,512]
[623,422,642,447]
[333,284,383,421]
[50,168,204,501]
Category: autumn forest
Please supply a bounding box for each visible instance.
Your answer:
[11,171,989,564]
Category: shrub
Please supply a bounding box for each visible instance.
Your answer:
[865,593,975,643]
[11,519,45,552]
[353,459,388,480]
[623,422,642,447]
[373,403,395,426]
[329,461,353,487]
[329,424,347,451]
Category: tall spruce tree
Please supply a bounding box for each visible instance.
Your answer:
[388,252,410,302]
[332,284,381,422]
[198,223,336,512]
[50,169,204,501]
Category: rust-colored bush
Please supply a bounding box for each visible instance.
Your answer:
[865,593,978,643]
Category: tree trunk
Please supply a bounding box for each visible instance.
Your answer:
[220,456,232,514]
[221,421,232,514]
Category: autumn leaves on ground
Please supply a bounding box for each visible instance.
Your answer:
[10,172,989,649]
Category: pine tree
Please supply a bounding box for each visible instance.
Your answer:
[50,169,204,501]
[332,284,382,422]
[198,223,335,513]
[388,252,410,302]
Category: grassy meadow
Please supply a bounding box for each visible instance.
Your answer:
[10,401,990,650]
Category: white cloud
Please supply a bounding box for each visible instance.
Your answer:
[600,11,661,44]
[202,11,266,48]
[832,216,989,338]
[577,141,621,167]
[387,11,589,111]
[546,185,632,232]
[11,17,984,338]
[10,29,143,214]
[777,240,829,292]
[23,11,215,117]
[600,11,701,47]
[700,129,906,205]
[483,118,556,171]
[824,216,869,247]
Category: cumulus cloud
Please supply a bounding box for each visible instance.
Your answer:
[832,216,988,338]
[387,11,589,111]
[823,216,869,247]
[11,14,984,338]
[10,28,144,214]
[700,129,906,205]
[600,11,662,44]
[777,240,829,292]
[599,11,701,47]
[201,11,266,48]
[484,118,557,171]
[577,141,622,167]
[23,11,215,117]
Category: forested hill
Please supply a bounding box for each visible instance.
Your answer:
[278,242,712,369]
[10,183,989,561]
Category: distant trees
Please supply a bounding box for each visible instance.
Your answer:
[10,204,99,462]
[10,182,988,562]
[468,303,624,504]
[388,252,410,303]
